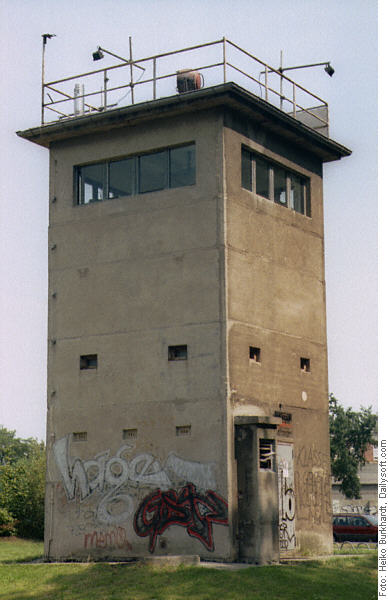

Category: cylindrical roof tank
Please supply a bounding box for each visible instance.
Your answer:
[176,69,204,93]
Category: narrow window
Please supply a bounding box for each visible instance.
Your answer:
[80,354,98,370]
[139,150,168,193]
[168,345,188,361]
[73,431,87,442]
[123,428,138,440]
[249,346,261,362]
[170,144,196,188]
[176,425,191,436]
[255,156,270,199]
[289,173,305,214]
[77,163,106,204]
[259,439,275,470]
[241,148,252,191]
[300,357,310,372]
[109,157,136,198]
[274,166,287,206]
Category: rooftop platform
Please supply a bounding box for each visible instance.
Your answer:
[17,38,351,162]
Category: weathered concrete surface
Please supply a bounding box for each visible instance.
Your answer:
[16,85,350,563]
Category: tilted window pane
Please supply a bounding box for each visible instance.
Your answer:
[139,151,168,193]
[170,145,195,188]
[255,157,270,199]
[290,173,305,214]
[241,148,252,191]
[109,157,136,198]
[305,180,311,217]
[79,164,105,204]
[274,166,287,206]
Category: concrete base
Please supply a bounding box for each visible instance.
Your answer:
[140,555,200,567]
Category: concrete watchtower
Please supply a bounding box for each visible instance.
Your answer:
[18,38,350,563]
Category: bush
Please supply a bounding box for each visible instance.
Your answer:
[0,507,17,537]
[0,445,45,539]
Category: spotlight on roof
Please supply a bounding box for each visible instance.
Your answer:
[324,62,335,77]
[92,47,104,61]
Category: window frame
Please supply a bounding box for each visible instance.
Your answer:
[74,143,196,206]
[241,146,311,217]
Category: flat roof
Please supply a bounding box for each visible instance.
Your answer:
[17,82,351,163]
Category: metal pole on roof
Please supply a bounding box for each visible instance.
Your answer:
[223,37,227,83]
[129,36,134,104]
[41,34,56,124]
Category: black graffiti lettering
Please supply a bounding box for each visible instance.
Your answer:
[133,483,228,553]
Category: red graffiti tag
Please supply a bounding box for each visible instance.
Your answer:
[134,483,228,552]
[84,526,132,550]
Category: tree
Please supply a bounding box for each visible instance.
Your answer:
[0,428,45,539]
[329,394,377,499]
[0,427,42,465]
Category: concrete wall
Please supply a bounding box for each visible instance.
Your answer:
[45,110,231,561]
[223,121,332,556]
[44,100,334,562]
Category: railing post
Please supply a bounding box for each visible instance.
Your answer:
[153,58,157,100]
[293,83,296,117]
[103,70,108,110]
[223,37,227,83]
[265,65,268,102]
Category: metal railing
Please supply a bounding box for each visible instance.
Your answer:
[41,38,329,134]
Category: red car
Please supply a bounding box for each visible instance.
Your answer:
[333,513,378,542]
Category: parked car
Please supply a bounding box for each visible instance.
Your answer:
[333,513,378,542]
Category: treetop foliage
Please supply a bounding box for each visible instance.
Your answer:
[329,394,377,499]
[0,427,44,466]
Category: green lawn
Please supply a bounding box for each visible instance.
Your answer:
[0,539,377,600]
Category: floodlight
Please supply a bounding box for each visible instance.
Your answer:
[93,47,104,61]
[324,63,335,77]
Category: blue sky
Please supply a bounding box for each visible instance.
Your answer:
[0,0,379,441]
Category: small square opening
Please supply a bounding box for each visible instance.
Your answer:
[300,357,310,372]
[176,425,191,436]
[168,345,187,361]
[73,431,87,442]
[249,346,261,362]
[259,439,275,470]
[123,428,138,440]
[80,354,98,370]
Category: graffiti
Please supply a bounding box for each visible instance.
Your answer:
[277,444,296,551]
[53,436,219,531]
[133,483,228,552]
[84,526,132,550]
[294,469,331,524]
[293,444,331,525]
[165,453,216,490]
[295,445,329,469]
[333,501,378,516]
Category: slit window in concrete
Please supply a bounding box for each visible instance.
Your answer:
[249,346,261,362]
[73,432,87,442]
[80,354,98,370]
[300,357,310,372]
[168,345,187,361]
[123,428,138,440]
[259,439,275,470]
[176,425,191,436]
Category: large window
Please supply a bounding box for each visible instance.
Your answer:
[242,147,311,217]
[75,143,195,205]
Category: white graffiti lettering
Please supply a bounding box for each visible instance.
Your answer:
[53,436,216,527]
[165,453,216,490]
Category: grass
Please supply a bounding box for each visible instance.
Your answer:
[0,538,377,600]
